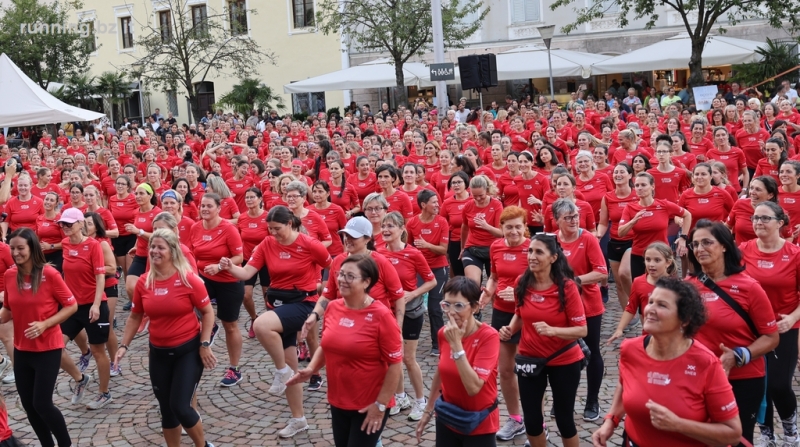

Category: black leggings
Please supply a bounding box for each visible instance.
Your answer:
[731,376,765,445]
[149,336,204,429]
[435,418,497,447]
[330,405,390,447]
[518,360,582,439]
[14,348,71,447]
[584,314,604,405]
[428,266,449,350]
[762,329,798,434]
[447,240,465,277]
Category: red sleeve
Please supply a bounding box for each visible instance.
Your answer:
[378,255,405,302]
[564,281,587,326]
[378,310,403,365]
[187,274,211,309]
[48,267,76,307]
[312,214,332,241]
[722,190,735,214]
[323,255,342,299]
[666,201,685,219]
[401,195,414,219]
[704,356,740,422]
[225,224,244,257]
[132,276,146,314]
[92,241,105,275]
[749,283,779,336]
[308,237,333,268]
[336,207,347,229]
[544,205,555,232]
[247,239,268,270]
[413,249,434,281]
[471,327,500,380]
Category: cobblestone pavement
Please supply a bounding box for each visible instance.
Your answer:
[6,283,800,446]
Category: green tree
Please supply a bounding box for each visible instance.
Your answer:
[215,78,286,116]
[51,73,98,110]
[316,0,488,106]
[0,0,93,89]
[129,0,275,123]
[95,71,132,127]
[731,38,800,95]
[550,0,800,101]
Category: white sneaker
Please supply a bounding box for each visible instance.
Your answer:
[0,356,10,378]
[390,394,411,416]
[496,417,526,440]
[756,433,777,447]
[2,372,14,384]
[278,417,308,438]
[782,435,800,447]
[268,368,294,395]
[408,399,427,421]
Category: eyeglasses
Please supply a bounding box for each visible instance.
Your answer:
[365,207,385,214]
[655,150,671,154]
[751,215,781,223]
[336,271,362,283]
[690,238,717,250]
[440,301,470,312]
[285,194,302,200]
[59,221,76,228]
[450,180,465,186]
[560,214,580,222]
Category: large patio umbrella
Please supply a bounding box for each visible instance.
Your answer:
[494,45,612,80]
[284,58,436,93]
[591,33,764,75]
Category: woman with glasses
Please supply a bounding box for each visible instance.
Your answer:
[543,173,596,234]
[440,172,471,278]
[291,255,402,447]
[686,220,779,445]
[647,141,691,204]
[498,233,587,447]
[221,205,332,439]
[620,172,692,279]
[726,176,786,243]
[738,202,800,446]
[63,182,86,213]
[284,181,332,248]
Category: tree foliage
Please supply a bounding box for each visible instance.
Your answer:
[51,73,98,110]
[215,78,286,116]
[316,0,488,106]
[731,38,800,95]
[0,0,92,88]
[550,0,800,98]
[128,0,275,122]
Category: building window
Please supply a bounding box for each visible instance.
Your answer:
[191,5,208,35]
[228,0,248,36]
[510,0,540,23]
[292,0,314,28]
[292,92,325,115]
[593,0,619,14]
[166,90,178,117]
[83,21,96,52]
[120,16,134,48]
[159,11,171,42]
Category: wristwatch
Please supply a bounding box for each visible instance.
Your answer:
[139,228,144,236]
[201,340,211,348]
[451,350,466,360]
[374,401,386,412]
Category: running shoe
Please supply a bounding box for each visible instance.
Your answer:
[583,401,601,421]
[87,392,113,410]
[77,350,92,373]
[247,318,255,339]
[496,417,525,440]
[624,315,640,333]
[137,315,150,334]
[208,323,219,346]
[429,348,440,357]
[297,341,309,362]
[110,362,122,377]
[122,301,132,311]
[0,356,10,379]
[782,435,799,447]
[755,433,777,447]
[219,367,242,387]
[269,367,294,395]
[278,417,308,438]
[307,374,324,391]
[70,374,92,404]
[2,372,14,384]
[390,394,411,416]
[408,399,428,422]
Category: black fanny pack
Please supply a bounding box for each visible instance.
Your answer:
[434,396,498,435]
[515,340,584,378]
[266,288,316,307]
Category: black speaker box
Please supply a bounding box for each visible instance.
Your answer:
[458,54,498,91]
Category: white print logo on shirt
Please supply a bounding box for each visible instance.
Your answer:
[20,205,28,210]
[783,255,791,262]
[475,213,486,220]
[279,252,291,259]
[155,288,168,296]
[720,155,730,160]
[730,285,739,294]
[767,319,777,327]
[174,280,182,286]
[338,318,355,328]
[641,211,654,218]
[701,292,719,302]
[503,253,517,261]
[42,222,50,227]
[421,229,432,235]
[661,178,672,183]
[584,184,594,190]
[698,198,709,204]
[248,223,258,229]
[365,313,373,322]
[685,365,697,376]
[786,198,796,204]
[563,250,572,256]
[721,400,737,412]
[388,350,402,359]
[647,371,671,386]
[389,257,399,265]
[571,315,586,323]
[757,260,774,269]
[217,230,223,235]
[116,203,124,206]
[457,204,465,211]
[138,218,147,222]
[618,203,628,208]
[202,235,212,241]
[69,250,78,256]
[529,293,545,303]
[474,366,490,376]
[22,282,31,290]
[523,184,533,190]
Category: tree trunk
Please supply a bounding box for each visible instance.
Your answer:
[687,37,706,106]
[394,59,408,109]
[186,83,202,124]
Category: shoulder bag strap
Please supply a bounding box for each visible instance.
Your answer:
[545,341,578,362]
[698,273,759,338]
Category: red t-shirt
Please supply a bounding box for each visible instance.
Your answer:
[4,265,75,352]
[687,138,714,159]
[437,323,500,436]
[619,337,738,447]
[515,174,550,227]
[189,219,243,282]
[489,238,529,314]
[647,167,691,204]
[735,128,770,169]
[678,187,734,229]
[31,182,61,202]
[576,172,613,221]
[399,185,425,216]
[671,152,698,171]
[440,196,469,242]
[323,252,403,309]
[497,172,520,208]
[778,187,800,229]
[328,181,360,213]
[739,240,800,329]
[300,209,332,244]
[132,272,210,347]
[351,173,379,205]
[620,199,685,256]
[705,147,748,192]
[219,197,239,220]
[236,211,269,260]
[92,207,119,234]
[4,196,43,232]
[384,190,414,219]
[248,233,331,300]
[406,215,450,269]
[688,273,777,380]
[461,198,503,249]
[132,206,162,256]
[754,158,780,184]
[0,245,12,292]
[604,190,638,240]
[310,204,347,257]
[225,176,255,213]
[176,215,195,247]
[625,276,655,321]
[36,214,63,253]
[515,279,586,365]
[558,230,607,317]
[108,194,139,236]
[321,299,403,411]
[62,237,107,305]
[377,244,434,293]
[611,147,653,166]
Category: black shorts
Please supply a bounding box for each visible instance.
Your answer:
[105,284,118,298]
[243,260,270,287]
[491,309,520,344]
[44,250,64,274]
[128,255,148,277]
[402,314,424,341]
[112,234,137,257]
[200,276,244,323]
[60,302,110,345]
[461,246,491,273]
[273,301,315,349]
[607,238,633,263]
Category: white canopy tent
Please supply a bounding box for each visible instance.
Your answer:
[591,33,764,75]
[284,58,452,93]
[0,53,105,127]
[494,45,612,80]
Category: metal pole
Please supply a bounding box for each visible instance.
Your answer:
[431,0,447,122]
[546,42,554,100]
[479,91,483,110]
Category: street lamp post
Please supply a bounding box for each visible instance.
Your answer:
[538,25,556,100]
